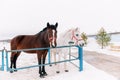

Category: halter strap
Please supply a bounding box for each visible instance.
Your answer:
[71,30,83,43]
[71,30,79,41]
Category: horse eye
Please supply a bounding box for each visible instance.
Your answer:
[76,34,79,36]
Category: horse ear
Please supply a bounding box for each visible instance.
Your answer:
[47,22,50,27]
[55,22,58,28]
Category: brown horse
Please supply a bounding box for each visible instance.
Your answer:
[10,22,58,78]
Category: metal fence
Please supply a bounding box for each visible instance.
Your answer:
[0,45,83,72]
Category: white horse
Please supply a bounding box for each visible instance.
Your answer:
[50,27,85,73]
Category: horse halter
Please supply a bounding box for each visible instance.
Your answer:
[46,22,58,47]
[47,29,57,48]
[71,30,83,44]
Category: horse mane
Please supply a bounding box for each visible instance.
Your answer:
[35,27,47,36]
[62,28,73,38]
[36,25,56,36]
[42,27,47,31]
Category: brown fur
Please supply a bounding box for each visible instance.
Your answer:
[10,22,58,77]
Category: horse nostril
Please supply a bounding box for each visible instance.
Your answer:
[49,37,53,41]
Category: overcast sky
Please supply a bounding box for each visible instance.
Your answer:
[0,0,120,39]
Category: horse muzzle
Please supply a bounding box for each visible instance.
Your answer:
[77,40,85,47]
[51,45,56,48]
[50,42,57,48]
[79,43,84,47]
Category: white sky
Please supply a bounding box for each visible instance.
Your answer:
[0,0,120,39]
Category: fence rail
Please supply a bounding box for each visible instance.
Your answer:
[0,45,83,72]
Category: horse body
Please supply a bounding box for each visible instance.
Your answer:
[51,27,85,73]
[11,34,49,53]
[10,22,58,78]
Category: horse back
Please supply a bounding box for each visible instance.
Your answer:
[11,35,37,50]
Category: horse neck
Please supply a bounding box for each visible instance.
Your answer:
[57,31,72,46]
[36,30,49,45]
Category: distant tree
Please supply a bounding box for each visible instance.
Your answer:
[96,27,111,49]
[81,32,88,45]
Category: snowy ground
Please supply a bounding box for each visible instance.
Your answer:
[0,61,117,80]
[84,38,120,58]
[0,38,119,80]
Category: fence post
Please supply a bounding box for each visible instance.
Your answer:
[0,49,5,71]
[78,46,83,71]
[5,50,9,71]
[48,48,51,64]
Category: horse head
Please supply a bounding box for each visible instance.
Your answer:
[70,27,85,47]
[46,22,58,48]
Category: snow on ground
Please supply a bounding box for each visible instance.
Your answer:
[0,60,117,80]
[0,40,119,80]
[84,37,120,58]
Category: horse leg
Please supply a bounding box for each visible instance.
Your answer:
[54,49,57,65]
[42,51,48,76]
[13,52,21,72]
[37,53,44,78]
[39,59,43,78]
[56,51,61,73]
[50,49,57,66]
[49,49,52,66]
[64,51,69,72]
[10,52,17,73]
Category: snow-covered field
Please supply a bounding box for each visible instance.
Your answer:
[0,37,119,80]
[84,38,120,58]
